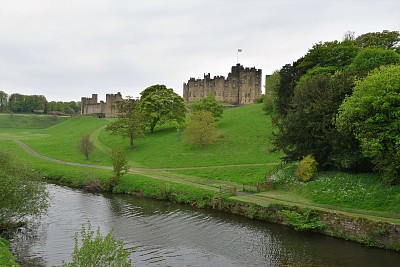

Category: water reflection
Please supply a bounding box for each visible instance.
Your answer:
[10,184,400,267]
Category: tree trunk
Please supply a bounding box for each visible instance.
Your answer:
[130,133,134,150]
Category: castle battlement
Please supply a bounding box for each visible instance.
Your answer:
[81,92,124,118]
[183,64,262,105]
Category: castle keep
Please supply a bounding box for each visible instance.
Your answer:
[183,64,262,105]
[81,92,124,118]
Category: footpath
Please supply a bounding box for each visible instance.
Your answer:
[14,140,400,224]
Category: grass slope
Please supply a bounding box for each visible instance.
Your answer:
[1,104,399,218]
[99,104,281,168]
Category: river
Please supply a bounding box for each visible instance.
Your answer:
[9,184,400,267]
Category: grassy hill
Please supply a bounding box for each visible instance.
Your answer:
[1,104,399,217]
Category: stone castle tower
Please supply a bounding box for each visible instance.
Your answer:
[183,64,262,105]
[81,92,124,118]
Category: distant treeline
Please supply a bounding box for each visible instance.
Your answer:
[0,92,80,115]
[265,30,400,184]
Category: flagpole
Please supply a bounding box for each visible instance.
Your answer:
[237,49,242,64]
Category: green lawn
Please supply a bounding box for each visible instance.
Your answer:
[1,104,399,217]
[99,104,282,168]
[0,113,68,129]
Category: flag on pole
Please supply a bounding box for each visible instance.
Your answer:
[238,49,242,52]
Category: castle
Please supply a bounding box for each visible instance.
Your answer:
[81,92,124,118]
[183,64,262,105]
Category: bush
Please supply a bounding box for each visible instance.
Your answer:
[280,209,325,231]
[0,148,48,230]
[59,223,132,267]
[295,155,318,182]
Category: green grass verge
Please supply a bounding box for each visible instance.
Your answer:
[0,237,19,267]
[115,174,216,208]
[0,113,68,129]
[170,165,277,185]
[268,164,400,214]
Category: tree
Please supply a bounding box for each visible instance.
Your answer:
[0,91,7,112]
[106,99,145,149]
[190,93,224,119]
[78,134,95,160]
[273,71,366,169]
[296,40,360,75]
[348,47,400,77]
[185,111,218,148]
[336,65,400,184]
[263,71,280,114]
[138,84,186,133]
[60,223,132,267]
[111,147,129,182]
[355,30,400,50]
[276,64,295,116]
[0,148,48,230]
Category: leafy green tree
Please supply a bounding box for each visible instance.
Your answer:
[60,223,132,267]
[138,84,186,133]
[297,40,360,74]
[106,99,144,149]
[336,65,400,184]
[276,64,295,116]
[355,30,400,50]
[0,148,48,230]
[185,111,218,148]
[0,91,7,112]
[273,71,365,169]
[78,134,95,160]
[263,71,280,114]
[348,47,400,77]
[8,93,25,112]
[191,93,224,119]
[111,147,129,182]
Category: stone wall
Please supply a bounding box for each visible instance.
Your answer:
[183,64,262,105]
[81,92,124,118]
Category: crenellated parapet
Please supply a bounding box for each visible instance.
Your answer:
[81,92,125,118]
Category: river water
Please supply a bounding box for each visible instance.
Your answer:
[9,184,400,267]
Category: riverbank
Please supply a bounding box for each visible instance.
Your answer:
[1,108,399,254]
[0,237,19,267]
[2,137,399,252]
[53,170,400,251]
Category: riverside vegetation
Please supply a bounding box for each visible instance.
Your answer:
[0,103,399,253]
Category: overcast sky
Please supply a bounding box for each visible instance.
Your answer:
[0,0,399,102]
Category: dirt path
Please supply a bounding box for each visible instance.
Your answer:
[14,140,400,223]
[14,140,239,192]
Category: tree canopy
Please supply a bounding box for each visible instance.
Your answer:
[106,99,144,149]
[185,110,219,148]
[272,30,399,177]
[138,84,186,133]
[190,93,224,120]
[0,148,48,230]
[336,65,400,184]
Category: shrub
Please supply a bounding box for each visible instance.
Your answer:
[280,209,325,231]
[295,155,318,182]
[59,223,132,267]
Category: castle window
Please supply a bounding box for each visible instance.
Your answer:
[193,92,196,97]
[195,83,198,87]
[224,81,228,87]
